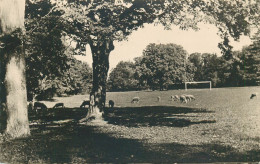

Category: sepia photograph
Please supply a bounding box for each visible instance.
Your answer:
[0,0,260,163]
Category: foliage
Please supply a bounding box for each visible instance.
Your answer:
[218,32,260,87]
[55,0,259,55]
[57,57,92,95]
[109,39,260,91]
[221,51,245,87]
[251,33,260,83]
[24,0,260,111]
[189,53,231,87]
[188,53,203,81]
[201,53,221,87]
[188,45,260,87]
[25,0,68,98]
[107,61,139,91]
[134,43,195,90]
[25,0,92,99]
[237,39,260,86]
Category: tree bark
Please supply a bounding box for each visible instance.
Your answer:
[0,57,7,133]
[0,0,30,138]
[4,49,30,138]
[80,37,114,122]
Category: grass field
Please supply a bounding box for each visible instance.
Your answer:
[1,86,260,163]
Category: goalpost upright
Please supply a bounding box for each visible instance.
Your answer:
[185,81,212,91]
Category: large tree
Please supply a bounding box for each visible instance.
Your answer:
[107,61,139,91]
[188,53,203,81]
[56,57,92,95]
[201,53,223,87]
[237,38,260,86]
[0,0,30,138]
[136,43,195,90]
[53,0,258,121]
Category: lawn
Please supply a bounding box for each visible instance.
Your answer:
[0,87,260,163]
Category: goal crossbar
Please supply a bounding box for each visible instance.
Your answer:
[185,81,212,91]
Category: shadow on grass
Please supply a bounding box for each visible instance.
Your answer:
[29,108,87,123]
[104,106,216,127]
[0,107,260,163]
[1,121,260,163]
[0,122,167,163]
[146,142,260,162]
[29,106,215,128]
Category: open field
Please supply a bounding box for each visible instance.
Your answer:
[1,87,260,162]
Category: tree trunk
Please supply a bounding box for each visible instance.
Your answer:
[4,50,30,138]
[0,57,7,133]
[0,0,30,138]
[80,37,114,122]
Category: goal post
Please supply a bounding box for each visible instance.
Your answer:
[185,81,212,91]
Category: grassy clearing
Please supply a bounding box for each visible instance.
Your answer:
[0,87,260,163]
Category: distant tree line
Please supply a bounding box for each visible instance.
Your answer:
[107,39,260,91]
[107,43,195,91]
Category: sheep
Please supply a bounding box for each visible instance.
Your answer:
[34,102,48,113]
[109,100,115,108]
[184,95,190,101]
[131,97,140,103]
[250,92,258,99]
[80,100,90,108]
[34,102,47,110]
[53,103,65,109]
[185,94,195,101]
[171,95,179,101]
[180,95,187,103]
[189,95,196,100]
[157,96,161,102]
[172,95,180,101]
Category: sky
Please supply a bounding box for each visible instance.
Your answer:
[74,23,253,71]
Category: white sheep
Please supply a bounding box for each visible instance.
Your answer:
[180,95,187,103]
[157,96,161,102]
[131,97,140,103]
[185,94,195,101]
[174,95,180,101]
[171,95,179,101]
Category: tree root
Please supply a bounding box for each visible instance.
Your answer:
[79,113,107,125]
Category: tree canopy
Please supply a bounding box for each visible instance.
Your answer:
[24,0,92,99]
[54,0,259,55]
[236,37,260,86]
[135,43,195,90]
[107,61,139,91]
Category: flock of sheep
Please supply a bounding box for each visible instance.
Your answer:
[131,94,196,104]
[171,94,196,103]
[30,93,196,113]
[29,92,258,113]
